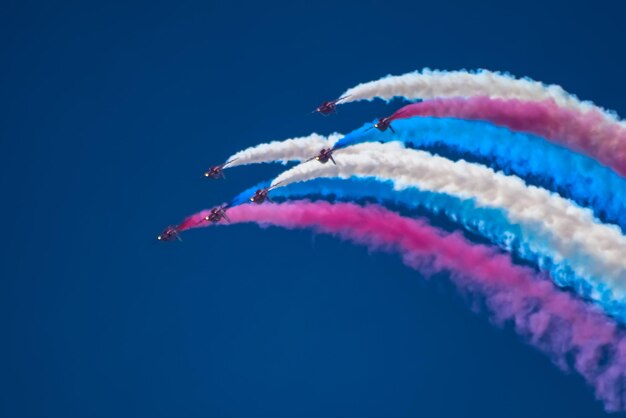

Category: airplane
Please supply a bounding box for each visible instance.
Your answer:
[202,204,231,224]
[314,96,349,115]
[157,225,182,242]
[373,116,396,133]
[306,147,336,165]
[249,181,284,204]
[204,158,238,179]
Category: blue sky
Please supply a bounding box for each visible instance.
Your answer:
[2,1,626,417]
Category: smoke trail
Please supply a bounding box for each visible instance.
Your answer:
[342,69,571,104]
[180,200,626,412]
[340,69,621,124]
[389,97,626,177]
[268,143,626,302]
[332,116,626,230]
[226,133,342,167]
[266,177,624,314]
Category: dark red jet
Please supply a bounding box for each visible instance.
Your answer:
[373,116,396,133]
[203,204,231,224]
[249,182,283,204]
[157,225,182,242]
[307,148,336,165]
[314,96,349,115]
[204,158,238,179]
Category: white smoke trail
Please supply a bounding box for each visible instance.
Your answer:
[270,142,626,299]
[340,69,622,124]
[226,133,343,167]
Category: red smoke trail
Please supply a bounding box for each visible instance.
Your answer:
[181,201,626,411]
[391,97,626,177]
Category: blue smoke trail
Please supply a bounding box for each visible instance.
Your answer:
[268,176,626,322]
[334,117,626,231]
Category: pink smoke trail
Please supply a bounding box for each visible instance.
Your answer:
[390,97,626,177]
[180,201,626,411]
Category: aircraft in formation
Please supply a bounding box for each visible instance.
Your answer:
[314,96,349,115]
[204,158,238,179]
[202,204,231,224]
[372,116,396,133]
[159,96,398,241]
[157,225,182,242]
[307,147,337,165]
[250,181,284,204]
